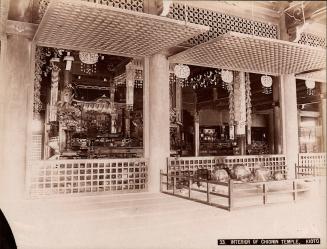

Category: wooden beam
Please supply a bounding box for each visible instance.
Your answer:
[6,20,38,38]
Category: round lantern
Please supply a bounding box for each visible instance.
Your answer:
[221,70,233,83]
[174,64,190,79]
[79,51,98,64]
[305,79,315,89]
[261,75,273,88]
[261,75,273,94]
[305,79,315,95]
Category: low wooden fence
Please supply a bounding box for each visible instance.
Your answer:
[160,170,312,211]
[26,158,148,198]
[296,153,326,178]
[167,155,287,183]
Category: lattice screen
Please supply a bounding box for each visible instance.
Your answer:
[31,135,42,160]
[35,0,144,24]
[83,0,143,12]
[298,32,326,48]
[27,158,148,198]
[167,3,278,46]
[297,153,326,177]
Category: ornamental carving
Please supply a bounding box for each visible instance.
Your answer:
[33,47,47,118]
[57,104,82,128]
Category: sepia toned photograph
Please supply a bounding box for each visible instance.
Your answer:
[0,0,326,248]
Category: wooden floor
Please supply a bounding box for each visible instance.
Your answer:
[1,181,326,249]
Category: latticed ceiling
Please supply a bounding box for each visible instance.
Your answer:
[33,0,208,58]
[169,32,326,76]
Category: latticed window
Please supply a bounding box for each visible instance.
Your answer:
[35,0,144,23]
[83,0,143,12]
[298,32,326,48]
[167,3,279,46]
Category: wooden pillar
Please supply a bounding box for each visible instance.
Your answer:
[59,65,72,152]
[278,10,302,176]
[176,79,182,144]
[280,75,299,178]
[0,34,33,201]
[320,83,327,151]
[109,85,117,134]
[273,77,283,154]
[194,112,200,156]
[143,58,150,159]
[125,110,131,137]
[148,54,170,192]
[268,111,275,154]
[125,63,134,137]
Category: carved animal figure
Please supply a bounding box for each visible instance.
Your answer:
[194,169,211,187]
[211,168,230,182]
[232,164,252,182]
[176,171,191,189]
[254,167,271,182]
[273,171,284,181]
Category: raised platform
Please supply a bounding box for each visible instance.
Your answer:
[1,186,326,249]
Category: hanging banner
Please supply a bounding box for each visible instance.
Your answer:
[49,64,60,122]
[247,126,252,145]
[229,125,235,140]
[125,62,135,110]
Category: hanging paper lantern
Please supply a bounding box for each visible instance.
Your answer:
[79,51,98,64]
[174,64,190,79]
[221,69,233,90]
[261,75,272,87]
[261,75,272,94]
[305,79,315,96]
[221,70,233,83]
[79,51,98,74]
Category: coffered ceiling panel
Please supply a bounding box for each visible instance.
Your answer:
[169,32,326,76]
[34,0,208,57]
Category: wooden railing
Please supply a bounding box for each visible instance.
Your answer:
[26,158,148,198]
[296,153,326,178]
[160,170,311,211]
